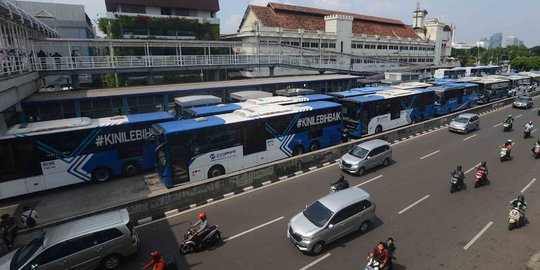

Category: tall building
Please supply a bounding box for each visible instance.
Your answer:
[14,1,95,39]
[489,32,503,48]
[505,36,524,47]
[476,39,489,49]
[227,2,453,77]
[104,0,220,39]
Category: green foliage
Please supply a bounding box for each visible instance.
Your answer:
[509,57,540,71]
[97,15,220,40]
[451,45,536,66]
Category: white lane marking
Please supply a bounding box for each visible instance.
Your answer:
[515,114,523,118]
[532,108,537,112]
[398,195,430,215]
[299,253,332,270]
[493,123,503,128]
[463,134,477,141]
[224,216,284,242]
[465,163,481,174]
[355,175,383,187]
[420,150,440,160]
[532,129,538,134]
[521,178,537,193]
[463,221,493,250]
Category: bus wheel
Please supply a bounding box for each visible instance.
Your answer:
[292,145,304,156]
[309,142,320,152]
[122,162,140,177]
[208,165,225,179]
[92,167,112,182]
[375,125,383,134]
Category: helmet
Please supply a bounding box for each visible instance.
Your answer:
[457,165,462,170]
[198,212,207,220]
[518,195,525,203]
[507,139,512,144]
[338,175,345,181]
[529,121,533,125]
[508,114,512,118]
[150,250,161,260]
[481,161,487,166]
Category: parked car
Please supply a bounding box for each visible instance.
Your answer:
[339,139,392,175]
[287,187,376,255]
[449,113,480,134]
[513,96,533,109]
[0,209,139,270]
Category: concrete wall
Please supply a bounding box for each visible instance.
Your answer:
[17,91,540,238]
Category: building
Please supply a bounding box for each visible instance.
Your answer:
[489,32,502,48]
[505,36,524,47]
[14,1,95,39]
[476,39,489,49]
[227,2,454,77]
[104,0,220,40]
[452,42,477,49]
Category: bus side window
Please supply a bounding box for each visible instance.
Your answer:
[0,140,41,182]
[118,142,143,159]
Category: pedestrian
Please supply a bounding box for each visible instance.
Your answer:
[1,214,18,249]
[20,206,38,228]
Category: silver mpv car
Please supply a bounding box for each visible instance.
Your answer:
[0,209,139,270]
[287,187,376,255]
[339,139,392,175]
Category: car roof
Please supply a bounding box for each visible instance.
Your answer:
[456,113,478,118]
[43,209,129,248]
[318,187,370,212]
[355,139,390,150]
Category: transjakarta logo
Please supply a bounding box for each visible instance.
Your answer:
[95,128,152,147]
[297,112,341,128]
[490,82,509,90]
[210,150,237,160]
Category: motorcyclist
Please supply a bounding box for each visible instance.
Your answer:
[510,195,528,220]
[332,175,350,191]
[475,161,488,180]
[504,115,514,124]
[525,121,534,130]
[501,140,513,158]
[367,242,389,270]
[384,237,396,270]
[192,212,209,244]
[142,251,165,270]
[451,165,465,187]
[532,139,540,154]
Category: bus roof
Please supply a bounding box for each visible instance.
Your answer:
[275,88,316,96]
[3,112,174,137]
[519,72,540,78]
[491,75,530,81]
[327,87,384,98]
[341,88,432,104]
[184,103,244,117]
[390,82,432,89]
[230,90,272,101]
[156,101,340,134]
[174,95,222,107]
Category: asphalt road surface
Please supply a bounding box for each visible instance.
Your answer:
[122,98,540,270]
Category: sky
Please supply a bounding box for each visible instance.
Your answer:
[25,0,540,47]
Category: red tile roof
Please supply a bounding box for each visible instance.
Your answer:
[247,2,419,39]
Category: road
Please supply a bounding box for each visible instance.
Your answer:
[121,100,540,270]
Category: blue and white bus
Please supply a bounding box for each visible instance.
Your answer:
[432,83,479,116]
[0,112,175,199]
[183,94,334,118]
[465,65,499,77]
[327,87,385,99]
[494,75,532,96]
[340,89,435,138]
[152,101,343,186]
[460,77,510,104]
[434,67,466,79]
[428,78,461,86]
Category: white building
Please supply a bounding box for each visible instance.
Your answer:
[226,2,454,77]
[505,36,524,47]
[452,42,477,49]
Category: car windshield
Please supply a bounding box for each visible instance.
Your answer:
[516,97,529,102]
[12,236,44,269]
[453,117,469,124]
[303,201,334,227]
[349,146,369,159]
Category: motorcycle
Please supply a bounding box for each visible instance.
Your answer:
[524,127,531,139]
[330,180,349,193]
[533,146,540,159]
[508,206,526,231]
[450,172,463,193]
[500,146,511,162]
[474,170,487,188]
[179,224,221,254]
[503,122,512,132]
[365,257,384,270]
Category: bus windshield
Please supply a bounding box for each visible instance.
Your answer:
[434,91,445,105]
[341,101,359,120]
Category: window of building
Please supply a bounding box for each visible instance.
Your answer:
[302,42,310,48]
[311,42,319,48]
[321,43,329,48]
[120,4,145,14]
[382,45,388,49]
[290,41,300,46]
[329,43,336,49]
[174,8,190,16]
[377,45,383,50]
[161,7,172,15]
